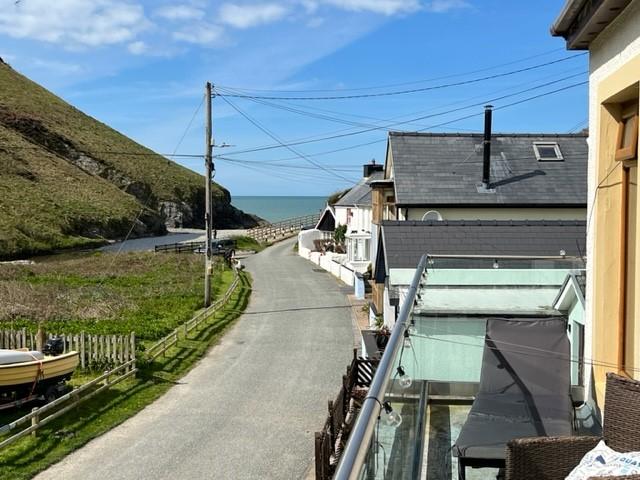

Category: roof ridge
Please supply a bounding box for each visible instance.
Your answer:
[389,131,588,138]
[381,220,586,227]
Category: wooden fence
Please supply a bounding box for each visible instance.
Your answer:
[315,350,379,480]
[154,241,205,254]
[0,330,135,370]
[0,358,137,450]
[145,269,242,361]
[247,213,320,242]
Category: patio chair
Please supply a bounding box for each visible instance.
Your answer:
[453,317,573,480]
[505,372,640,480]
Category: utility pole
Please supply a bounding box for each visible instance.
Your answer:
[204,82,213,307]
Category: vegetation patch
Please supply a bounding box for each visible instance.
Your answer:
[0,251,252,479]
[0,251,234,340]
[0,62,258,259]
[229,235,268,253]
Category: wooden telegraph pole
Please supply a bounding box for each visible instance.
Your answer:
[204,82,213,307]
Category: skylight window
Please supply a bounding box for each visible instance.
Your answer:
[533,142,564,161]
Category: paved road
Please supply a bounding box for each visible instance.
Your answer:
[35,238,354,480]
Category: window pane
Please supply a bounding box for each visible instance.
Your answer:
[537,146,558,159]
[621,115,636,149]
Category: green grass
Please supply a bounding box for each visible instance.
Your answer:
[230,235,268,253]
[0,272,252,480]
[0,61,255,259]
[0,252,225,341]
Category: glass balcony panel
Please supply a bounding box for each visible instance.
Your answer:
[338,255,591,480]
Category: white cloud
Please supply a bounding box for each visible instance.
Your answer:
[32,58,84,74]
[321,0,421,15]
[300,0,320,13]
[128,40,148,54]
[0,0,149,48]
[219,3,288,29]
[172,24,224,45]
[425,0,470,13]
[155,4,205,21]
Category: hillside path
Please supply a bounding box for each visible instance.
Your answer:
[35,238,354,480]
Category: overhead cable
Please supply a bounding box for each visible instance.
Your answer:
[216,47,568,94]
[216,79,588,158]
[216,54,586,101]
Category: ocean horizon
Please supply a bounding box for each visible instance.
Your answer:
[232,196,327,223]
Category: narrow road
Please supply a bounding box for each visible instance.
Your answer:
[35,238,354,480]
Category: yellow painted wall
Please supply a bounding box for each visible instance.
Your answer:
[591,53,640,401]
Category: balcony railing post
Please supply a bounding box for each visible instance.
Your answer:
[333,254,427,480]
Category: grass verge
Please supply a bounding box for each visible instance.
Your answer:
[230,235,268,253]
[0,271,251,480]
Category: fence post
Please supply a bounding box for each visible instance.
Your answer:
[130,332,136,374]
[103,370,110,388]
[31,407,39,438]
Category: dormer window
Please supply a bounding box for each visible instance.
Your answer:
[533,142,564,161]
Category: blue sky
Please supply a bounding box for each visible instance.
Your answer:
[0,0,587,196]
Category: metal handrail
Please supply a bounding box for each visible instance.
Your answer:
[333,254,428,480]
[423,254,584,260]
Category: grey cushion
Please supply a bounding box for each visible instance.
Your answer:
[454,317,572,461]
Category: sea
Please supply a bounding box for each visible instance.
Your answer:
[231,196,327,223]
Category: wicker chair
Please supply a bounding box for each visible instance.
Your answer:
[505,373,640,480]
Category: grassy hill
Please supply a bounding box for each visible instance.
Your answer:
[0,58,258,259]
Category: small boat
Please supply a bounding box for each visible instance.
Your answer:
[0,343,79,409]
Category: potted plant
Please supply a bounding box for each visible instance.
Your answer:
[375,324,391,351]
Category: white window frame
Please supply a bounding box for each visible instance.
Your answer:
[533,142,564,161]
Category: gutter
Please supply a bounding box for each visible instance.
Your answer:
[551,0,588,36]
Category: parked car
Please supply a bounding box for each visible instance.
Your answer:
[195,238,237,258]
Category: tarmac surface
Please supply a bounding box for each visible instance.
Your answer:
[35,237,354,480]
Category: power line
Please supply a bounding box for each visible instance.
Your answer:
[410,327,640,375]
[216,47,568,94]
[215,54,586,101]
[219,157,354,185]
[100,94,207,274]
[216,79,588,158]
[216,93,355,184]
[217,156,361,171]
[567,118,588,133]
[217,72,586,156]
[219,65,585,145]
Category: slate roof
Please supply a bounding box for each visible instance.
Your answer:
[334,170,384,207]
[388,132,587,206]
[380,220,586,270]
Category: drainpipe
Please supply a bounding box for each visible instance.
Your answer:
[482,105,493,189]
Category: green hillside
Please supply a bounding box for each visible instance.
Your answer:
[0,59,258,259]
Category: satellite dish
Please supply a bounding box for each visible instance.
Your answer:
[421,210,443,221]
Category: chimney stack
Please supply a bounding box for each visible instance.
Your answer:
[482,105,493,188]
[363,159,383,178]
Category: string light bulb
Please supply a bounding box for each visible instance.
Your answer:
[382,401,402,428]
[397,366,412,389]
